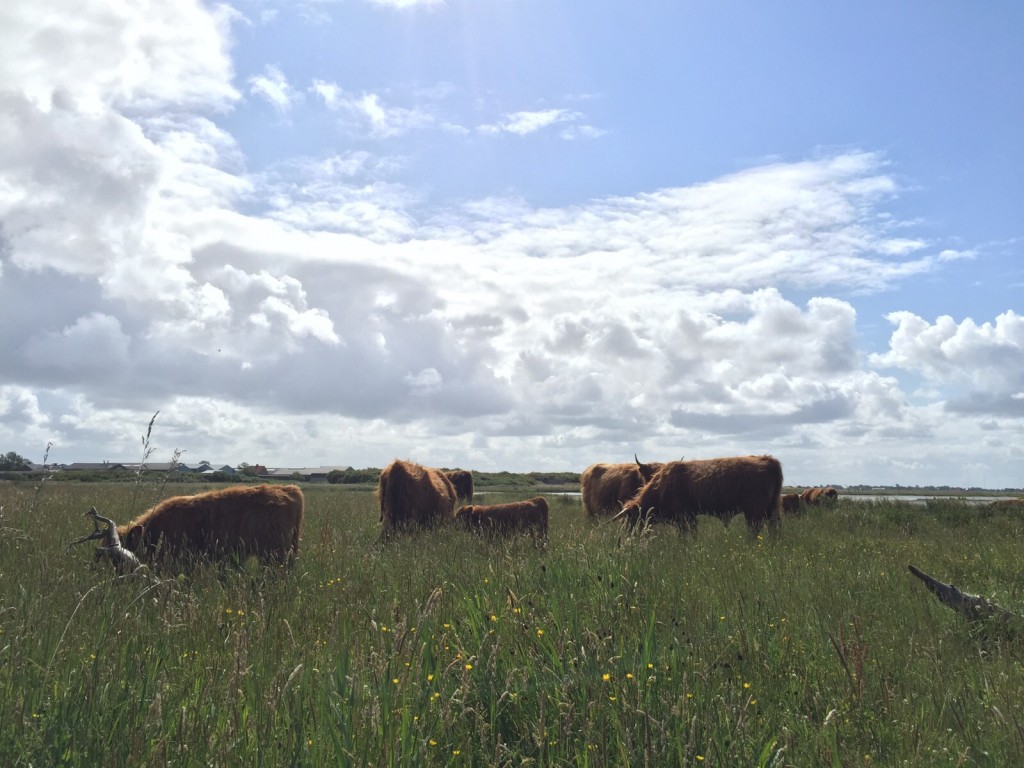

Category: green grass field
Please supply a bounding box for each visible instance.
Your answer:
[2,480,1023,766]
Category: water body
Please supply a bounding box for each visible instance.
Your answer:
[842,494,1020,505]
[485,492,1022,506]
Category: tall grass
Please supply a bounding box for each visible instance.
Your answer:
[1,485,1023,766]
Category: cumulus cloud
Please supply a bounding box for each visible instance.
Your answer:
[0,0,238,113]
[871,310,1024,416]
[0,2,1014,485]
[255,155,417,241]
[24,313,132,374]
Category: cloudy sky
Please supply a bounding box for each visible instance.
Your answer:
[1,1,1022,487]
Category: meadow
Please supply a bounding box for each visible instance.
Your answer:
[2,480,1024,766]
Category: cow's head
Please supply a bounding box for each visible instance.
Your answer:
[613,500,651,528]
[454,506,476,530]
[121,524,146,553]
[634,454,658,483]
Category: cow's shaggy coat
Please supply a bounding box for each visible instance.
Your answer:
[620,455,783,532]
[781,493,803,515]
[445,469,475,502]
[455,497,549,538]
[580,460,663,517]
[118,484,303,565]
[801,487,838,505]
[378,459,457,535]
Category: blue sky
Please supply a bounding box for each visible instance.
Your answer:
[0,0,1021,487]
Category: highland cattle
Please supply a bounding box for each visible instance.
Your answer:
[801,486,839,505]
[109,484,303,566]
[378,459,457,536]
[617,455,783,532]
[445,469,475,502]
[455,497,549,539]
[580,456,663,517]
[781,493,803,515]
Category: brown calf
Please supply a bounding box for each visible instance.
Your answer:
[618,455,783,533]
[117,484,303,565]
[378,459,457,536]
[781,493,803,515]
[455,497,549,538]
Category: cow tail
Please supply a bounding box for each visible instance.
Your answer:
[769,460,784,527]
[291,515,302,561]
[380,461,414,527]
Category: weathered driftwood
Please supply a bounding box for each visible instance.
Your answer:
[907,564,1019,626]
[69,507,142,574]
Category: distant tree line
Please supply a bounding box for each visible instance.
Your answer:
[0,451,30,471]
[326,468,382,485]
[0,453,585,488]
[324,467,581,489]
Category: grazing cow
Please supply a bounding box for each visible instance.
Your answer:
[455,497,549,539]
[988,498,1024,511]
[618,455,783,532]
[581,456,663,517]
[801,486,839,506]
[445,469,475,502]
[115,484,303,566]
[781,493,803,515]
[378,459,457,536]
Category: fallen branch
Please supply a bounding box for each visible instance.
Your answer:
[69,507,141,575]
[907,564,1019,626]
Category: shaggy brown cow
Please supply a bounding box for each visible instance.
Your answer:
[618,455,783,532]
[115,484,303,565]
[445,469,475,502]
[801,486,839,505]
[455,497,549,539]
[580,456,663,517]
[378,459,457,535]
[781,493,803,515]
[988,498,1024,511]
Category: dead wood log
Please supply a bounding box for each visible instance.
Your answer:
[907,564,1019,626]
[69,507,141,574]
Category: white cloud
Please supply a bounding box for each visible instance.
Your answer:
[24,313,132,374]
[311,81,435,137]
[0,1,1011,484]
[430,152,944,294]
[364,0,444,8]
[0,386,50,445]
[479,108,586,136]
[0,0,238,113]
[870,310,1024,417]
[559,124,607,140]
[249,65,300,112]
